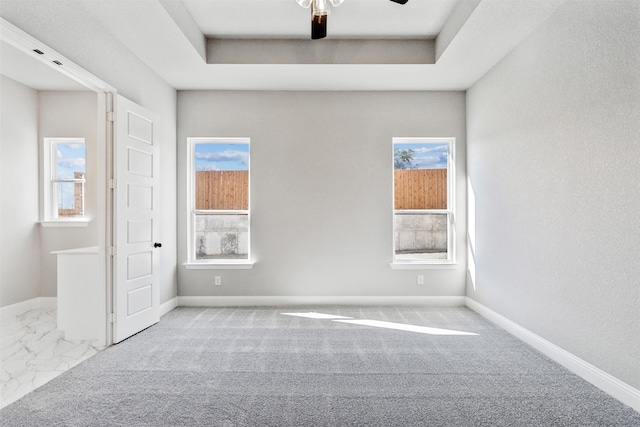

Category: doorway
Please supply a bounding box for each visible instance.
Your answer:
[0,18,160,382]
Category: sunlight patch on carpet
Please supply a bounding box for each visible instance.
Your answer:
[332,319,478,336]
[280,312,353,320]
[280,312,478,336]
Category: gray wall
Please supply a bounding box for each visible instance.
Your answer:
[38,91,99,298]
[466,0,640,388]
[178,91,467,298]
[0,86,104,306]
[1,0,178,305]
[0,76,40,307]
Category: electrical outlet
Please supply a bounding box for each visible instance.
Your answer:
[214,276,222,286]
[417,275,424,285]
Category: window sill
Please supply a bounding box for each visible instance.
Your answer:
[183,261,255,270]
[39,219,90,228]
[390,261,458,270]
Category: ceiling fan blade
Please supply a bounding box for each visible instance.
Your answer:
[389,0,409,4]
[311,14,327,39]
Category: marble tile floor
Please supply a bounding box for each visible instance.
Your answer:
[1,306,105,409]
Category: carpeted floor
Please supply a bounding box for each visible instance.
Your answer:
[1,306,639,426]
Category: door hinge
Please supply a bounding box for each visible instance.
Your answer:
[109,179,117,189]
[107,111,115,122]
[108,246,116,256]
[108,313,116,323]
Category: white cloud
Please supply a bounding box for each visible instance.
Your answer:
[413,155,446,168]
[412,145,448,154]
[197,163,220,171]
[196,150,249,165]
[58,157,86,169]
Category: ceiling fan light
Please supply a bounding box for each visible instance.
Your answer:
[295,0,312,8]
[329,0,344,6]
[312,0,331,16]
[311,14,327,39]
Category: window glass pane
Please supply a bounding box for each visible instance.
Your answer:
[394,143,448,210]
[55,142,85,180]
[195,213,249,260]
[394,213,448,260]
[393,139,453,263]
[56,182,84,217]
[194,143,249,210]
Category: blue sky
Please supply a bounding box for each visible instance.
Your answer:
[195,143,249,171]
[394,143,448,169]
[56,143,85,179]
[55,142,85,210]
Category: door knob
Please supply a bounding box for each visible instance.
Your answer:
[154,242,162,248]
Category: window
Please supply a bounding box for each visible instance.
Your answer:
[42,138,86,222]
[392,138,455,264]
[186,138,251,267]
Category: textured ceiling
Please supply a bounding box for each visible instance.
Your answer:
[0,40,87,91]
[0,0,568,91]
[182,0,459,39]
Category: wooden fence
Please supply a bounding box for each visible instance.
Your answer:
[196,171,248,210]
[196,169,445,211]
[394,169,447,210]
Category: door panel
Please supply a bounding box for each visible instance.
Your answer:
[128,148,153,177]
[127,252,152,279]
[113,95,160,343]
[128,184,153,210]
[127,112,153,144]
[127,284,153,315]
[128,219,153,243]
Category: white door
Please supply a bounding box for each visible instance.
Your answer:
[113,94,160,343]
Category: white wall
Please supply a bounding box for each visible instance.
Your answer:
[466,0,640,389]
[178,91,467,298]
[1,1,178,304]
[38,91,99,297]
[0,76,40,307]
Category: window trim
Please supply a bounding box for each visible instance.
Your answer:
[40,138,88,226]
[390,137,456,268]
[183,137,254,269]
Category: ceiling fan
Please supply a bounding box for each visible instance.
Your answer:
[295,0,409,40]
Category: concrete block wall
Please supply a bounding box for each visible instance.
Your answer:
[196,215,248,258]
[394,213,447,253]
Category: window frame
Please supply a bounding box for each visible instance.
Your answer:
[184,137,254,269]
[391,137,456,268]
[40,137,88,226]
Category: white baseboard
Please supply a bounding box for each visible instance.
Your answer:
[39,297,57,308]
[159,297,178,317]
[465,297,640,413]
[0,297,57,325]
[177,295,466,307]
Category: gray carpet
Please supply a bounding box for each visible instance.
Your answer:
[1,306,639,426]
